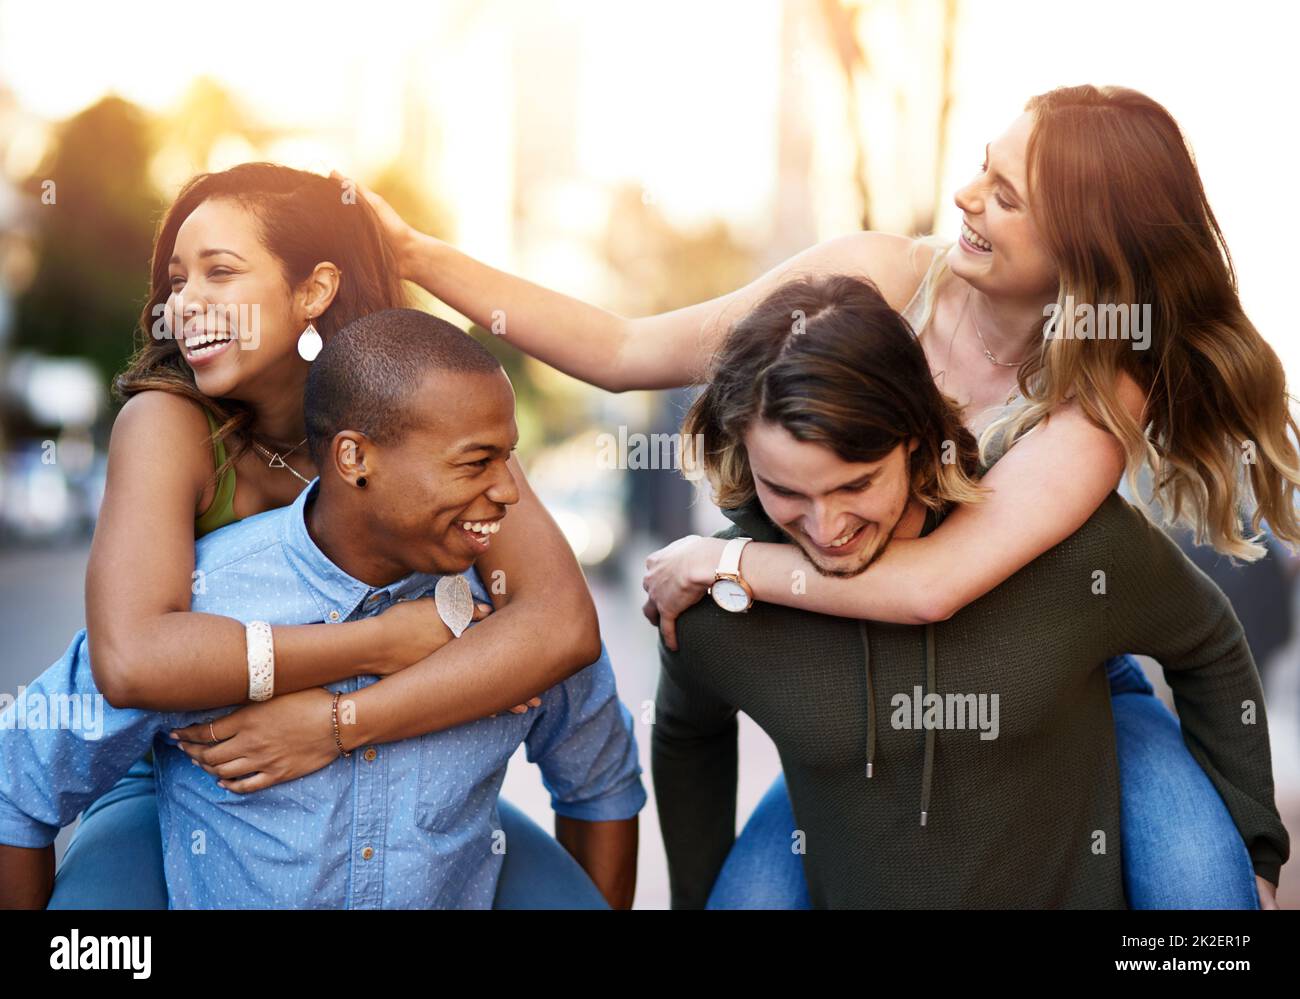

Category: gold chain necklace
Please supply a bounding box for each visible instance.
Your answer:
[937,288,1021,409]
[937,289,969,389]
[251,437,311,486]
[968,287,1025,368]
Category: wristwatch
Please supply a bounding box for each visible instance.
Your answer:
[710,536,754,612]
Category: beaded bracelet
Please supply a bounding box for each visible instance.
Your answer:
[331,691,351,758]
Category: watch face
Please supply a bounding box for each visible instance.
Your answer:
[711,579,750,613]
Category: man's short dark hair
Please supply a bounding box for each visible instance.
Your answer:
[305,308,503,464]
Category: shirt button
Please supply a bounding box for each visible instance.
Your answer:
[363,747,377,762]
[328,610,340,622]
[361,846,374,861]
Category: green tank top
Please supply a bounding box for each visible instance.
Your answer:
[195,409,239,538]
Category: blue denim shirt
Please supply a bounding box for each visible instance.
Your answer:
[0,480,646,908]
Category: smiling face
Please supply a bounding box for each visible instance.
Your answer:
[948,111,1058,300]
[166,197,325,401]
[744,419,920,578]
[348,366,522,579]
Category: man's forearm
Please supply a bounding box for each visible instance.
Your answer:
[651,716,738,909]
[651,651,740,909]
[1105,509,1293,882]
[0,843,54,909]
[343,599,596,750]
[554,815,637,909]
[1112,534,1290,881]
[1158,630,1290,884]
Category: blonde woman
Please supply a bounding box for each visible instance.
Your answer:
[350,85,1298,907]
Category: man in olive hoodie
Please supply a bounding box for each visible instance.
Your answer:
[652,274,1288,909]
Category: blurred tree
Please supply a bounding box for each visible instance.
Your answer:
[820,0,872,229]
[369,162,454,247]
[158,76,272,173]
[819,0,962,236]
[12,96,161,386]
[927,0,959,236]
[600,185,756,318]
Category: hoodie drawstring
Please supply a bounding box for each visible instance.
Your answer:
[858,621,877,779]
[861,619,938,828]
[920,621,936,827]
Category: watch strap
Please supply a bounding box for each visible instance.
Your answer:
[716,536,752,579]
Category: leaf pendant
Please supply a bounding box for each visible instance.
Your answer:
[434,574,474,638]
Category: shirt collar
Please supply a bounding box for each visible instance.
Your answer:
[280,479,442,623]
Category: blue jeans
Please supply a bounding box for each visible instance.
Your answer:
[708,655,1261,909]
[48,761,608,909]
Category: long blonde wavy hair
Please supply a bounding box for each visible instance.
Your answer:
[960,84,1300,560]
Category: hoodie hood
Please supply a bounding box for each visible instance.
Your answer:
[720,494,946,826]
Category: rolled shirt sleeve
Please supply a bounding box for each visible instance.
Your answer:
[523,641,647,822]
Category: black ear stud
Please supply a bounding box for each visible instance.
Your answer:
[357,476,368,488]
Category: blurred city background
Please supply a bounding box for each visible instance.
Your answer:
[0,0,1297,908]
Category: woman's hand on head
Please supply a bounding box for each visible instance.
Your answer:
[641,535,727,651]
[328,170,419,277]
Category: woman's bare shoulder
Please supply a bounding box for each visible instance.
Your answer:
[112,389,211,438]
[108,390,217,492]
[802,232,944,313]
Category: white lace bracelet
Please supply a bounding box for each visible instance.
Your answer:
[245,621,275,702]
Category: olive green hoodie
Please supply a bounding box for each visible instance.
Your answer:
[653,492,1288,908]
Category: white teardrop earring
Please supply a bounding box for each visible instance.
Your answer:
[297,318,323,362]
